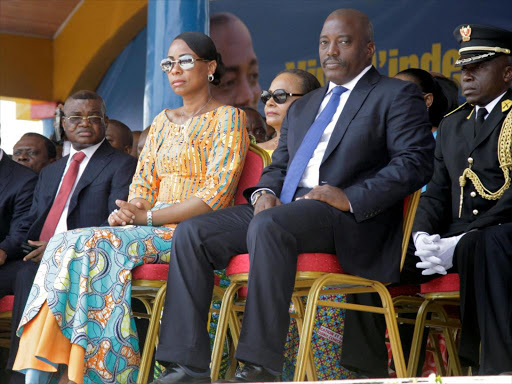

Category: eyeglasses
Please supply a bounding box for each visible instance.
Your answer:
[160,54,209,73]
[260,89,304,104]
[65,115,104,125]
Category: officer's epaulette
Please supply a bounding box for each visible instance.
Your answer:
[444,102,469,118]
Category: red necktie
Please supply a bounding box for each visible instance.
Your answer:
[39,152,86,241]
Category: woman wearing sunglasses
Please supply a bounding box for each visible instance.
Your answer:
[13,32,248,384]
[259,69,321,155]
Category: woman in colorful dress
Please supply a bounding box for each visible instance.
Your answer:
[13,31,249,384]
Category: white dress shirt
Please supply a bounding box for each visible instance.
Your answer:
[475,90,506,120]
[299,65,372,188]
[53,139,104,236]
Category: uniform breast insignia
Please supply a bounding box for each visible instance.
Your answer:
[458,109,512,217]
[460,25,472,42]
[502,99,512,113]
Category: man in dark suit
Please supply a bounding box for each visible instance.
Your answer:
[0,143,37,295]
[151,9,435,384]
[0,144,37,383]
[343,25,512,377]
[6,90,137,383]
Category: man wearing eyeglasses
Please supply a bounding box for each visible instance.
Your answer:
[5,90,137,384]
[12,133,57,174]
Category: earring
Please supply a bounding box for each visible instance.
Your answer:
[208,74,214,82]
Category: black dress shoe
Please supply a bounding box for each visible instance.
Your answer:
[150,363,211,384]
[217,363,279,382]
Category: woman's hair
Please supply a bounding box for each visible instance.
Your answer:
[276,69,321,95]
[173,31,225,85]
[431,75,460,113]
[396,68,449,127]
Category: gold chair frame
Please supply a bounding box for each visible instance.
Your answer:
[394,290,462,376]
[293,189,421,380]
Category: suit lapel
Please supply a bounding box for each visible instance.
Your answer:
[0,155,14,197]
[470,89,512,153]
[68,141,113,214]
[290,86,329,155]
[321,67,380,164]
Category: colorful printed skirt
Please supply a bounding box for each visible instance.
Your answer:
[15,221,175,384]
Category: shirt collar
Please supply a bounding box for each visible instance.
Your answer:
[326,65,372,94]
[68,138,104,162]
[475,91,507,116]
[0,149,3,162]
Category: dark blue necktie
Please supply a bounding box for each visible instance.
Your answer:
[280,85,348,203]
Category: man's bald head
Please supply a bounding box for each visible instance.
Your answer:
[327,9,374,43]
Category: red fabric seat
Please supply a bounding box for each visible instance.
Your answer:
[388,284,420,297]
[226,253,344,276]
[420,273,460,294]
[0,295,14,313]
[132,264,169,281]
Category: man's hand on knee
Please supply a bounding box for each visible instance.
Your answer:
[297,184,351,211]
[254,194,282,216]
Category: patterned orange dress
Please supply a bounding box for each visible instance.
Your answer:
[13,106,249,384]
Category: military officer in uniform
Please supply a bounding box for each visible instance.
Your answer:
[408,24,512,375]
[342,24,512,376]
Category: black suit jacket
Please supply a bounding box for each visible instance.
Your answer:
[26,140,137,241]
[413,88,512,237]
[0,154,38,260]
[245,67,435,282]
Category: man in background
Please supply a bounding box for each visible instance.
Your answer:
[106,119,133,155]
[12,133,57,173]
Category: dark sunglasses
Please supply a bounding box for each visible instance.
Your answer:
[260,89,304,104]
[160,54,209,73]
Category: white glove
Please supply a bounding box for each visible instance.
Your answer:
[414,233,442,264]
[415,233,465,275]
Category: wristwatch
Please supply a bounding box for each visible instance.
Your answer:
[251,190,268,206]
[146,210,153,226]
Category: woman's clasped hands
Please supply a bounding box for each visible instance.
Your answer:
[108,199,148,226]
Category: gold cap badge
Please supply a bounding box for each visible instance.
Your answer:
[460,25,472,42]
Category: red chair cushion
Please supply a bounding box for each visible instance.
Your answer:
[132,264,169,281]
[0,295,14,313]
[420,273,460,294]
[234,150,264,206]
[226,253,344,276]
[388,284,420,297]
[132,265,222,286]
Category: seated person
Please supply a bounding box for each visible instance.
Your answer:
[13,32,248,384]
[239,106,267,143]
[137,126,150,158]
[150,9,433,384]
[0,140,37,295]
[106,119,133,154]
[12,133,57,173]
[343,24,512,377]
[130,130,142,158]
[258,69,321,155]
[395,68,449,133]
[6,90,137,384]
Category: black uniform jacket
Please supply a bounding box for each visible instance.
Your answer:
[414,88,512,237]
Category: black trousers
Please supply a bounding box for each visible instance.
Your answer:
[155,200,344,373]
[0,260,38,384]
[342,225,512,376]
